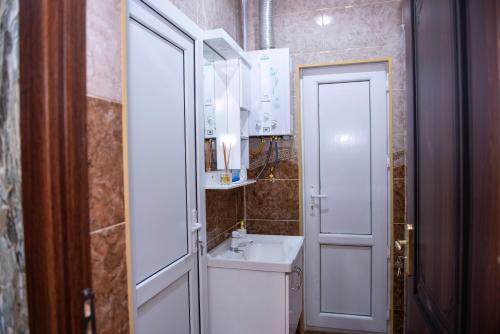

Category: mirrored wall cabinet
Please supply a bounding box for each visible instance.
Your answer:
[203,29,291,190]
[203,29,254,189]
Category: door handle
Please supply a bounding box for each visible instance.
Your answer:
[291,266,303,291]
[395,239,407,251]
[310,194,327,212]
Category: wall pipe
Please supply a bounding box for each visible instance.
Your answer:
[260,0,274,49]
[241,0,248,50]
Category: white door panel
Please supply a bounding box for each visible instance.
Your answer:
[320,245,372,315]
[319,81,372,235]
[129,18,189,284]
[126,1,200,333]
[137,273,191,334]
[302,63,389,333]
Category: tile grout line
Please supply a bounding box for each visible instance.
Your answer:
[246,219,300,222]
[87,93,122,105]
[267,0,402,20]
[90,221,126,235]
[290,43,405,58]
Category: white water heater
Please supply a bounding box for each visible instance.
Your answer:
[248,48,291,136]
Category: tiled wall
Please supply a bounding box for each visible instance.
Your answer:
[0,0,29,332]
[245,137,300,236]
[244,1,407,333]
[86,0,243,331]
[206,188,245,251]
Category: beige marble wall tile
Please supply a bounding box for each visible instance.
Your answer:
[272,0,403,17]
[321,2,403,52]
[274,10,326,53]
[393,152,406,177]
[170,0,200,24]
[87,97,125,232]
[87,0,122,102]
[392,89,407,136]
[91,223,129,334]
[201,0,242,46]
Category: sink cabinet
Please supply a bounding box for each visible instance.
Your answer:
[207,244,303,334]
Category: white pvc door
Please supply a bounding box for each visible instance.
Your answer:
[126,1,199,333]
[302,63,389,333]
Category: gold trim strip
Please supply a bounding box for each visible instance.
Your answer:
[120,0,136,332]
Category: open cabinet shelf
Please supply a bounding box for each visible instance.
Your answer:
[205,179,256,190]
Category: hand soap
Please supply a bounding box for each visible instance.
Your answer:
[237,220,247,238]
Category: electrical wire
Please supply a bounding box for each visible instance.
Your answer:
[255,139,274,181]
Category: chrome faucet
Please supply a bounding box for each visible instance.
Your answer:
[230,231,253,252]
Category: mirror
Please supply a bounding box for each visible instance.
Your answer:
[203,40,249,188]
[203,44,226,172]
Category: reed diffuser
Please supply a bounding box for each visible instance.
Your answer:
[220,140,232,185]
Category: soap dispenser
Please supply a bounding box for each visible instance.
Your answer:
[237,220,247,238]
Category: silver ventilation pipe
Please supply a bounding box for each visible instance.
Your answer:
[259,0,274,49]
[241,0,248,50]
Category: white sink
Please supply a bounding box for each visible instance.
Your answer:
[207,234,304,273]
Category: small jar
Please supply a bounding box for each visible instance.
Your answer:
[220,171,232,185]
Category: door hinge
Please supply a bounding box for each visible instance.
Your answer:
[82,288,96,334]
[197,240,205,256]
[191,209,198,225]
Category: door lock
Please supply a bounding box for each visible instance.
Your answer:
[82,288,96,334]
[310,193,328,211]
[394,224,414,276]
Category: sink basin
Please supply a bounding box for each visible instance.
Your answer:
[207,234,304,272]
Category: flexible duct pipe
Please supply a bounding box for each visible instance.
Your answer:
[241,0,248,50]
[260,0,274,49]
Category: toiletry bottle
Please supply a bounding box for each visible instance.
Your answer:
[237,220,247,238]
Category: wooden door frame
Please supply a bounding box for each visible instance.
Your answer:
[19,1,91,333]
[464,0,500,331]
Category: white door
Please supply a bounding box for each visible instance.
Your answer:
[126,1,199,333]
[302,63,389,333]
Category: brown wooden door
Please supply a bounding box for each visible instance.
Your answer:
[405,0,500,333]
[20,0,93,333]
[405,0,464,332]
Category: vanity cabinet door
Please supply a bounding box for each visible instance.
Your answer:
[287,247,304,334]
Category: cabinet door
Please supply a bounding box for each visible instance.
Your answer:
[240,61,252,111]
